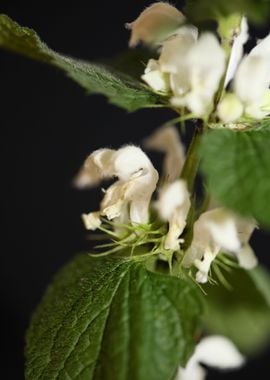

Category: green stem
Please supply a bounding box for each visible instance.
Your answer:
[181,121,203,193]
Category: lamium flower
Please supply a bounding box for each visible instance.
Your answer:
[175,335,245,380]
[219,32,270,122]
[141,28,226,116]
[183,208,257,283]
[76,145,159,229]
[126,2,185,47]
[156,180,190,251]
[145,125,190,250]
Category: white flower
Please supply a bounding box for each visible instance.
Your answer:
[169,33,226,116]
[144,125,186,183]
[219,32,270,122]
[126,2,185,47]
[141,59,170,92]
[76,145,159,229]
[175,335,245,380]
[183,208,257,283]
[156,180,190,250]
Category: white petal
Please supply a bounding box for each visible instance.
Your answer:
[156,180,190,221]
[194,336,245,369]
[235,55,270,105]
[100,181,126,220]
[217,93,244,123]
[187,33,225,113]
[250,33,270,59]
[81,212,101,230]
[74,148,115,188]
[126,2,185,47]
[130,198,152,225]
[144,125,186,182]
[156,180,190,250]
[203,208,241,253]
[113,145,155,181]
[142,59,170,92]
[225,17,249,86]
[159,28,197,74]
[236,217,256,245]
[245,89,270,119]
[235,243,258,269]
[175,362,206,380]
[113,146,158,224]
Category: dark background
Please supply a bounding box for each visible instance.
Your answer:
[1,0,270,378]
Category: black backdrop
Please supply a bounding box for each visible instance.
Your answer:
[1,0,270,378]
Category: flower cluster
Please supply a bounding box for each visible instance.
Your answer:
[76,125,257,284]
[127,2,270,123]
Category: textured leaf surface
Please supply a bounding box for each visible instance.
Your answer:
[200,129,270,227]
[203,265,270,354]
[185,0,270,23]
[0,14,165,112]
[25,255,203,380]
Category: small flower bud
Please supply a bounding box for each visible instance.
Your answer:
[217,93,244,123]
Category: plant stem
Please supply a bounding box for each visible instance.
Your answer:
[181,120,203,193]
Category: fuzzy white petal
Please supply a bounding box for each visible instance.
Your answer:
[250,33,270,59]
[176,362,206,380]
[156,180,190,250]
[156,180,189,221]
[225,17,249,86]
[185,33,226,115]
[142,59,170,92]
[171,33,226,115]
[159,28,197,74]
[236,244,258,269]
[126,2,186,47]
[144,125,186,182]
[235,55,270,105]
[74,148,116,188]
[203,208,241,253]
[175,336,244,380]
[194,336,245,369]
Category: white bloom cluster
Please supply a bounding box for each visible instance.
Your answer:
[127,2,270,122]
[76,125,257,284]
[176,335,245,380]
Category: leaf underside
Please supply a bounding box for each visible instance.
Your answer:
[200,129,270,227]
[0,14,165,112]
[25,254,203,380]
[203,265,270,354]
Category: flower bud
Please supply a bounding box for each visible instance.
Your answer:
[217,93,244,123]
[126,2,185,47]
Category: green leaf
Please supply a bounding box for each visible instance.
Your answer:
[25,254,203,380]
[202,265,270,355]
[200,129,270,227]
[185,0,270,24]
[0,14,165,112]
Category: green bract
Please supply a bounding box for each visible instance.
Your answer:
[25,254,203,380]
